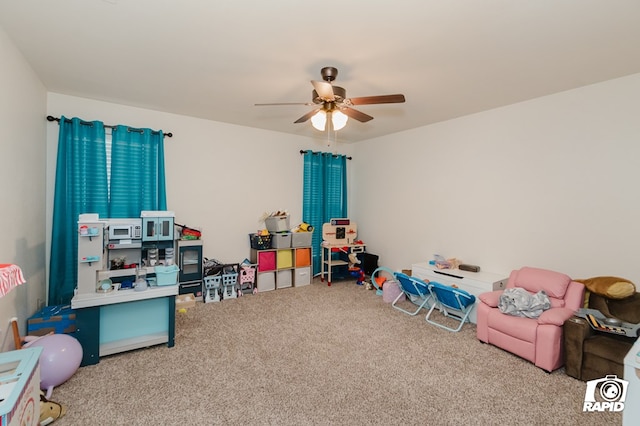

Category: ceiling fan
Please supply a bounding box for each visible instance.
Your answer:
[255,66,406,131]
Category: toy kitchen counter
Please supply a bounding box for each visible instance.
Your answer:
[71,285,177,366]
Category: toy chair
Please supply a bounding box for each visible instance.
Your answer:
[425,282,476,332]
[392,272,432,316]
[476,266,585,372]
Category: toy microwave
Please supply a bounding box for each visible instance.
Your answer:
[107,218,142,241]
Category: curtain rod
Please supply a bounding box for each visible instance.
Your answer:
[46,115,173,138]
[300,150,352,160]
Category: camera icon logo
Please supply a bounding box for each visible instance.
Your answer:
[583,375,628,412]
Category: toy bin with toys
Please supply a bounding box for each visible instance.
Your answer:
[265,214,290,233]
[249,233,272,250]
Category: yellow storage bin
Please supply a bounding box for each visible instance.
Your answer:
[277,249,293,269]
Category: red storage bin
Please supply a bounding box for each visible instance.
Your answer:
[257,251,276,272]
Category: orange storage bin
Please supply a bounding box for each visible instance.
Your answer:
[295,248,311,267]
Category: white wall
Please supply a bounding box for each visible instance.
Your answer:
[46,94,356,266]
[353,73,640,282]
[0,26,47,350]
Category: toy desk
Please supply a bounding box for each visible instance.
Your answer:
[320,242,365,286]
[0,347,42,426]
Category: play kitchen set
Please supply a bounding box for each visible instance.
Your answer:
[71,211,186,366]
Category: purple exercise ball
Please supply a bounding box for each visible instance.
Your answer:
[27,333,83,397]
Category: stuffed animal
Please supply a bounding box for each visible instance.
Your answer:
[40,390,67,425]
[348,253,360,269]
[575,276,636,307]
[348,253,364,285]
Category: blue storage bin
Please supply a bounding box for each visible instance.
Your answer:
[154,264,180,286]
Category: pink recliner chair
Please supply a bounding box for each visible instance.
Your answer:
[476,267,585,372]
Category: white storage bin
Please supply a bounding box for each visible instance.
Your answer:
[265,215,290,233]
[271,232,292,248]
[257,272,275,292]
[294,267,311,287]
[291,231,313,247]
[276,270,292,289]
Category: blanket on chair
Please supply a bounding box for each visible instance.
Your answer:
[498,287,550,319]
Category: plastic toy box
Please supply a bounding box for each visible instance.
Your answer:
[265,215,290,233]
[271,232,291,248]
[27,305,76,336]
[249,233,272,250]
[291,231,313,247]
[154,265,180,286]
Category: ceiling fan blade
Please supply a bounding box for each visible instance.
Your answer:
[311,80,335,101]
[294,108,321,124]
[348,94,406,105]
[341,107,374,123]
[255,102,313,106]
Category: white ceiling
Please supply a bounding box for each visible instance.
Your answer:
[1,0,640,143]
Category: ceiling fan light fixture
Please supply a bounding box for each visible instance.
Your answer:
[332,110,348,131]
[311,110,326,131]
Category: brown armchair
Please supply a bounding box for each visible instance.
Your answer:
[563,292,640,381]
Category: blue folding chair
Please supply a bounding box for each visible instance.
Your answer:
[392,272,433,316]
[426,281,476,332]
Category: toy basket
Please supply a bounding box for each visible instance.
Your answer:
[249,233,272,250]
[222,272,238,286]
[204,275,222,290]
[154,265,180,286]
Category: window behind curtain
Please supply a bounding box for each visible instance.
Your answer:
[49,117,108,305]
[108,125,167,217]
[49,117,167,305]
[302,151,348,275]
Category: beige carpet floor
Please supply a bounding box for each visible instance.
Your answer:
[50,279,621,425]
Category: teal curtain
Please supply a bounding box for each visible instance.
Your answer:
[49,117,108,305]
[109,126,167,217]
[302,151,348,274]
